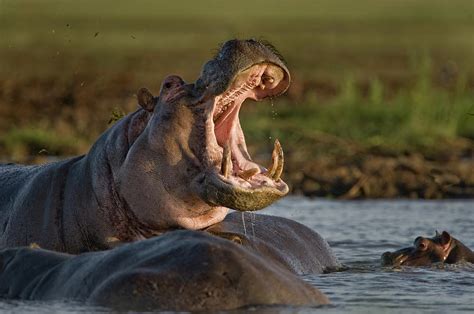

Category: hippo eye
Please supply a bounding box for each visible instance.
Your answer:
[164,82,173,89]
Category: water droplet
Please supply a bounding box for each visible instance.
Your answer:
[241,212,247,236]
[250,212,256,237]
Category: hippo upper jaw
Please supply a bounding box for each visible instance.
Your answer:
[190,60,290,211]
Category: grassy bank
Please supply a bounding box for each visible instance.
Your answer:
[1,58,472,161]
[243,58,474,157]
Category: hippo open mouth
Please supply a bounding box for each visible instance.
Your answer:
[191,40,291,211]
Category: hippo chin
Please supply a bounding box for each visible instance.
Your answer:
[381,231,474,267]
[0,39,290,253]
[0,231,329,311]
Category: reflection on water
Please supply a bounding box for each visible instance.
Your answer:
[1,197,473,313]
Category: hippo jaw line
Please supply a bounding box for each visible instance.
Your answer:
[193,62,290,211]
[381,250,411,267]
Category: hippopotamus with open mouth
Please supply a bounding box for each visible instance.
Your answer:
[381,231,474,267]
[0,39,291,253]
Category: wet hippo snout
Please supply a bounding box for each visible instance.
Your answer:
[381,252,394,266]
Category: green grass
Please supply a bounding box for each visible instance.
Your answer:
[1,0,474,80]
[241,59,474,155]
[0,128,83,161]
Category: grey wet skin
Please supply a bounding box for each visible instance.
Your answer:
[0,39,291,253]
[381,231,474,266]
[0,231,329,311]
[206,212,341,274]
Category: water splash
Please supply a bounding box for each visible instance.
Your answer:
[270,97,277,120]
[241,212,247,236]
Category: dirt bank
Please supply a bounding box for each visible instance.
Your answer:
[281,141,474,199]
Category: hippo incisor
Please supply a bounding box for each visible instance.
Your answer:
[0,39,292,253]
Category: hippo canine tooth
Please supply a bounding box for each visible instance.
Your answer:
[273,139,284,181]
[221,144,232,178]
[267,139,284,181]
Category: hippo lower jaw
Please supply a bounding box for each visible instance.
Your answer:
[193,62,289,211]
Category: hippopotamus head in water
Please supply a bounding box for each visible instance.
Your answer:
[117,39,290,230]
[381,231,474,267]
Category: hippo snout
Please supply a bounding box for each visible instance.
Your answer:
[381,252,394,266]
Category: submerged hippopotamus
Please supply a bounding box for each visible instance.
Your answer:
[0,39,291,253]
[381,231,474,267]
[0,230,329,311]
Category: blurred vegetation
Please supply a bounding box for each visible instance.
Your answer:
[243,58,474,157]
[0,0,473,163]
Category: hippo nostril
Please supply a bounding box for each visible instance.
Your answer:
[381,252,393,265]
[415,237,429,251]
[161,75,185,91]
[261,74,274,85]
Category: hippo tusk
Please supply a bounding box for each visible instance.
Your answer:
[266,139,284,181]
[221,143,232,178]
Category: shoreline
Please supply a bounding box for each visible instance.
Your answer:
[3,146,473,200]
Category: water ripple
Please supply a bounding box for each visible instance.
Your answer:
[262,197,474,313]
[1,198,473,313]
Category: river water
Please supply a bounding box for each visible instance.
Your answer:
[1,197,473,313]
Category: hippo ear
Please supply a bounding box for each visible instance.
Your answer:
[440,231,451,247]
[137,87,157,112]
[435,230,441,237]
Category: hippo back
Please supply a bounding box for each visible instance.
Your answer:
[0,230,328,311]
